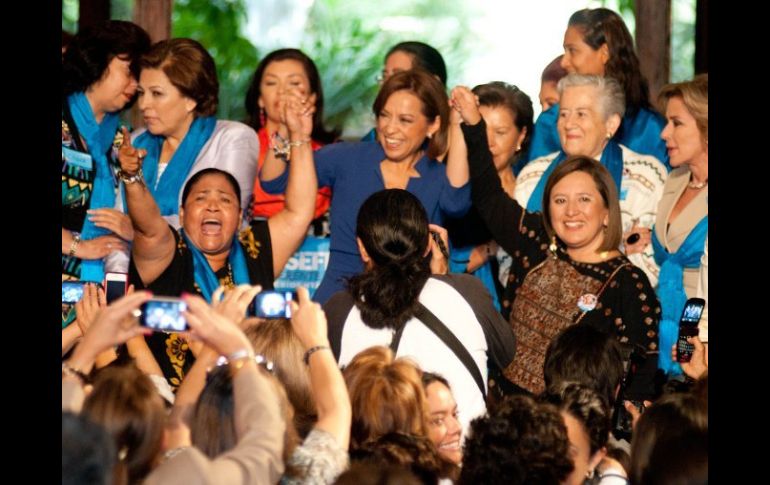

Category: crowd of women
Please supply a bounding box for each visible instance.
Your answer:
[62,7,708,484]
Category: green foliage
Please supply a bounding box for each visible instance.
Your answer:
[300,0,474,137]
[62,0,78,33]
[173,0,260,121]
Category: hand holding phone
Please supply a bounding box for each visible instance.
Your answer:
[430,230,449,260]
[676,298,706,363]
[139,297,189,332]
[254,290,295,319]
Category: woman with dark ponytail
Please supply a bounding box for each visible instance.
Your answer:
[324,189,516,439]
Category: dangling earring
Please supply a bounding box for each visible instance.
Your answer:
[549,235,558,258]
[259,107,266,127]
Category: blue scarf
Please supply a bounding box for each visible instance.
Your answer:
[651,216,708,375]
[526,140,624,213]
[67,92,120,282]
[133,117,216,216]
[180,229,251,302]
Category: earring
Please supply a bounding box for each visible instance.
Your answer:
[516,144,522,152]
[549,235,558,258]
[606,132,612,140]
[427,132,433,139]
[586,469,595,479]
[259,107,266,127]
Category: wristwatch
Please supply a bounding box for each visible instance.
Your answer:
[117,168,145,185]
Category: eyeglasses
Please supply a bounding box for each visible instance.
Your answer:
[211,354,275,374]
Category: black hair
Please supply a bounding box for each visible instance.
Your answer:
[62,412,116,485]
[62,20,150,98]
[347,189,431,331]
[386,41,447,86]
[181,168,242,208]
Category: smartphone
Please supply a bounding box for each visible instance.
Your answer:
[104,272,128,304]
[611,343,647,441]
[253,290,294,319]
[676,297,706,363]
[139,297,189,332]
[430,231,450,260]
[62,281,86,304]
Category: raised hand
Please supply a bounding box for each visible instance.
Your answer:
[428,223,450,275]
[117,126,147,175]
[73,283,106,337]
[450,85,482,125]
[87,208,135,241]
[288,286,329,351]
[211,284,263,329]
[182,293,252,357]
[281,88,316,139]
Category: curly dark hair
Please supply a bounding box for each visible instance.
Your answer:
[347,189,431,331]
[542,382,611,455]
[62,20,150,98]
[458,395,574,484]
[351,432,455,484]
[568,8,651,116]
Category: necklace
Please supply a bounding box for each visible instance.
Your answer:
[687,177,708,190]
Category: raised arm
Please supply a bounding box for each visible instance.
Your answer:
[118,127,176,285]
[267,91,317,278]
[452,86,531,256]
[290,287,351,450]
[444,99,470,188]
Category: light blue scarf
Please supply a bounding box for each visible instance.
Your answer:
[526,140,624,213]
[133,116,216,216]
[180,228,251,302]
[67,92,120,282]
[651,216,708,375]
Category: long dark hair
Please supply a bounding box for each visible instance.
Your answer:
[244,48,340,144]
[347,189,431,330]
[568,8,651,116]
[386,41,447,86]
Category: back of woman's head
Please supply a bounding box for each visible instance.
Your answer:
[344,346,429,450]
[542,155,623,251]
[630,391,708,485]
[348,189,431,331]
[658,73,708,142]
[459,395,573,485]
[82,362,165,485]
[386,41,447,86]
[568,8,650,114]
[542,382,611,455]
[245,318,317,438]
[190,364,236,458]
[140,38,219,117]
[472,81,535,159]
[351,432,451,485]
[62,20,150,97]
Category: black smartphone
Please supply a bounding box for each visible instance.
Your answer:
[676,297,706,363]
[104,272,129,304]
[430,231,449,259]
[611,343,647,441]
[139,297,188,332]
[253,290,294,319]
[62,281,87,304]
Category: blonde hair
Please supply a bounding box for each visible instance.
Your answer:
[658,74,708,143]
[344,346,429,450]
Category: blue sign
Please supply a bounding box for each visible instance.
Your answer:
[274,236,330,298]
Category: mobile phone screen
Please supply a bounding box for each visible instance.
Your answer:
[62,281,86,304]
[676,298,705,362]
[140,298,188,332]
[254,291,294,318]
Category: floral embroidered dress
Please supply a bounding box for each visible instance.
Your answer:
[128,221,274,390]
